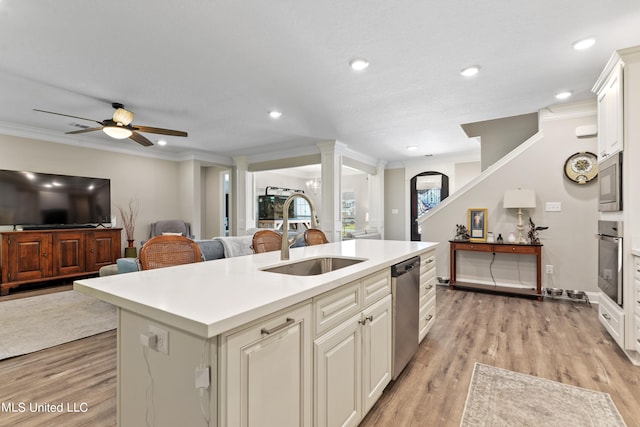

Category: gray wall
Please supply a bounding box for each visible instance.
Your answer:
[420,102,599,292]
[0,134,185,248]
[384,168,406,240]
[462,112,539,171]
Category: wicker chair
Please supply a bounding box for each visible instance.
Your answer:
[252,230,282,253]
[139,235,203,270]
[304,229,329,245]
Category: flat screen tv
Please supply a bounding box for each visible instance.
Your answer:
[0,169,111,229]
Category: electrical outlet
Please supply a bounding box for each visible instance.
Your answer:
[545,264,553,274]
[149,325,169,355]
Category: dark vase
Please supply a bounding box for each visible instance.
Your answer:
[125,239,137,258]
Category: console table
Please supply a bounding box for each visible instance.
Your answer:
[449,240,543,300]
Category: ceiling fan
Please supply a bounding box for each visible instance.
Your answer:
[33,102,188,147]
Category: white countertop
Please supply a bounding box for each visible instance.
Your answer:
[74,239,438,338]
[632,248,640,257]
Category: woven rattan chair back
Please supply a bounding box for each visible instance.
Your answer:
[139,235,203,270]
[252,229,282,253]
[304,229,329,246]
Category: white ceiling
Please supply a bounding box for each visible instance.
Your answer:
[2,1,640,166]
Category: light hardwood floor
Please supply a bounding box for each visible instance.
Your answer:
[1,286,639,426]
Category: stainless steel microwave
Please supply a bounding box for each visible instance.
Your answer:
[598,152,622,212]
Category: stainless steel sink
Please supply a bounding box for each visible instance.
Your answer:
[261,256,366,276]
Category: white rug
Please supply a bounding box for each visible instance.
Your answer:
[0,291,116,360]
[460,363,627,427]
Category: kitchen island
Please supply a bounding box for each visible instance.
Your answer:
[74,239,437,427]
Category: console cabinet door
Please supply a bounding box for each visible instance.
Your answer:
[86,229,121,271]
[52,231,86,276]
[3,232,52,283]
[222,303,312,427]
[314,315,362,427]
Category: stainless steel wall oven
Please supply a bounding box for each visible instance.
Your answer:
[597,220,623,306]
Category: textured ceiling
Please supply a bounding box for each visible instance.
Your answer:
[2,0,640,166]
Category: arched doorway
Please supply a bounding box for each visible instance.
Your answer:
[410,172,449,241]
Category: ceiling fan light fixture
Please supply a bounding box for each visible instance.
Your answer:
[113,108,134,125]
[103,125,133,139]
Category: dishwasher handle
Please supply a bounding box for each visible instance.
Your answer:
[391,256,421,277]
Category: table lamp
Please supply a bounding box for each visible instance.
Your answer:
[503,189,536,244]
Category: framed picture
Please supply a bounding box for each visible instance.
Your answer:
[468,208,488,242]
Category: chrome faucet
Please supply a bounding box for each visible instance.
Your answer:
[281,193,318,260]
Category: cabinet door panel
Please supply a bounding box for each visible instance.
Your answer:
[87,230,121,271]
[362,295,392,413]
[5,233,51,282]
[223,303,312,427]
[315,316,362,427]
[52,232,85,276]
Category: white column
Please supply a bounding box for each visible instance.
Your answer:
[368,160,386,238]
[317,141,346,242]
[231,156,254,236]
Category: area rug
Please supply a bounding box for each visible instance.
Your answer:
[460,362,627,427]
[0,291,116,360]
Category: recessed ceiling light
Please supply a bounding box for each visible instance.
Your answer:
[406,145,418,151]
[157,139,167,146]
[572,38,596,51]
[555,91,572,100]
[460,65,481,77]
[349,58,370,71]
[269,110,283,119]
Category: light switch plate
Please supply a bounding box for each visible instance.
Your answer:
[545,202,561,212]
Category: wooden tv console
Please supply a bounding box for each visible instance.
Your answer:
[0,228,121,296]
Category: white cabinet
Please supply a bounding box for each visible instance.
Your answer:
[361,295,393,413]
[595,62,623,161]
[419,251,437,342]
[313,269,392,427]
[599,292,625,347]
[220,302,313,427]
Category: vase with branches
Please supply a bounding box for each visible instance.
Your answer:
[116,198,139,247]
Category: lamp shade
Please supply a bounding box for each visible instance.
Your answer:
[503,189,536,209]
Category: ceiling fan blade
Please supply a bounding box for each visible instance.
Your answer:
[65,127,103,135]
[133,125,188,137]
[129,131,154,147]
[33,109,103,126]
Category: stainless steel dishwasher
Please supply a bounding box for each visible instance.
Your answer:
[391,256,421,380]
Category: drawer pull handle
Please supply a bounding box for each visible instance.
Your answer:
[426,259,434,264]
[426,314,433,322]
[261,318,295,335]
[358,315,374,325]
[426,284,434,290]
[602,313,611,321]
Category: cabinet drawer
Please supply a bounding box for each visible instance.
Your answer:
[362,270,391,308]
[420,260,435,282]
[453,243,492,252]
[420,281,436,308]
[599,295,624,347]
[634,256,640,282]
[419,295,436,342]
[493,245,538,255]
[315,282,362,337]
[420,253,435,273]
